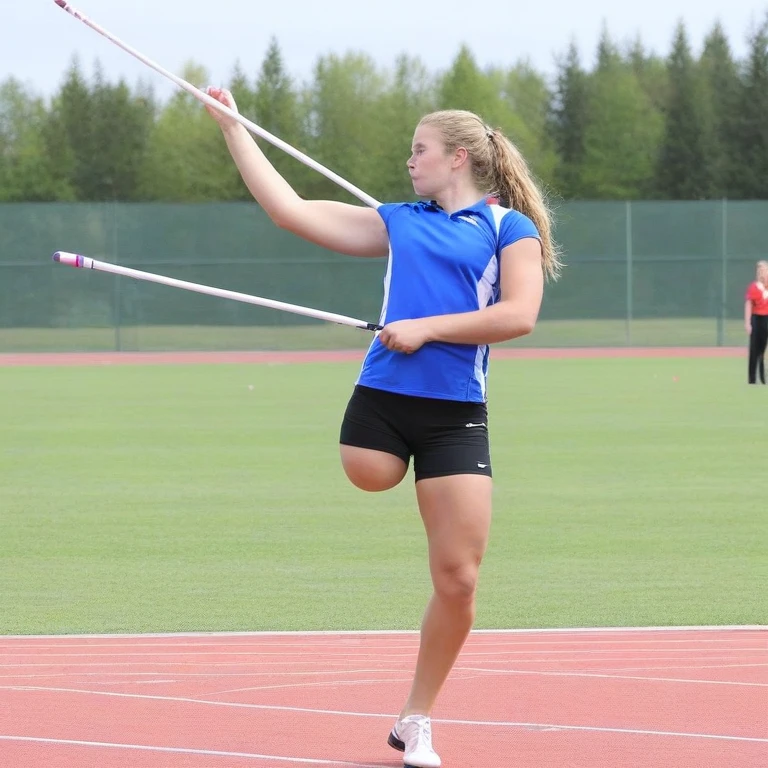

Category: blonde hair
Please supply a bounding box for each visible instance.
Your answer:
[757,260,768,279]
[418,109,563,281]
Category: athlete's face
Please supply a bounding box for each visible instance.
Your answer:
[407,124,454,197]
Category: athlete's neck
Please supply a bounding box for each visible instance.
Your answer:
[432,186,487,215]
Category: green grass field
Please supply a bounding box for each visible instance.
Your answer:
[0,317,750,352]
[1,356,766,635]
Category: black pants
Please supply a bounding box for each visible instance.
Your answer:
[748,315,768,384]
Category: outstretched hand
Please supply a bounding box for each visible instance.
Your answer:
[378,319,433,354]
[204,86,240,131]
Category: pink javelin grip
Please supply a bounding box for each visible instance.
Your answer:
[53,251,91,268]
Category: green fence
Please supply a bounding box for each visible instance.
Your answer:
[1,200,766,352]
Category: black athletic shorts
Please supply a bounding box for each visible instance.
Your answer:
[339,385,492,481]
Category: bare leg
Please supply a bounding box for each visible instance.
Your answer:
[340,445,408,491]
[400,473,492,717]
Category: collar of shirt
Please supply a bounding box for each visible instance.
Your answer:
[417,196,497,216]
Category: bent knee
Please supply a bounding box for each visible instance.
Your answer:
[432,562,481,604]
[340,445,408,492]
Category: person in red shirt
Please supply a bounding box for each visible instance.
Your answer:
[745,260,768,384]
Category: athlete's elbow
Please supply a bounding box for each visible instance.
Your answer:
[516,317,537,337]
[257,195,304,232]
[270,205,299,232]
[505,318,535,341]
[498,307,537,341]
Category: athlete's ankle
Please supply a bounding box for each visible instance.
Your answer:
[399,708,431,720]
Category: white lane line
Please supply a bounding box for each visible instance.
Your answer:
[2,648,763,660]
[3,686,766,744]
[0,625,763,640]
[455,665,768,687]
[0,736,382,766]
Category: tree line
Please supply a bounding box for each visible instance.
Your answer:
[1,16,767,205]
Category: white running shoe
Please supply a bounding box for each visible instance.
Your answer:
[387,714,442,768]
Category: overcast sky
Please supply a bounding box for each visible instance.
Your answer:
[5,0,767,100]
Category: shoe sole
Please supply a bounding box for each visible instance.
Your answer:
[387,731,405,752]
[388,728,438,768]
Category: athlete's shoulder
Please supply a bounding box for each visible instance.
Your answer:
[376,201,422,226]
[483,200,540,251]
[484,199,536,228]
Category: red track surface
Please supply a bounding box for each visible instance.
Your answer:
[1,628,766,767]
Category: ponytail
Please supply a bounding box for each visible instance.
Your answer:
[488,131,562,281]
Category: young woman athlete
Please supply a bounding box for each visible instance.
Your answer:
[205,90,561,768]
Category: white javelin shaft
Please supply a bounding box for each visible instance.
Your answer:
[52,252,382,331]
[51,0,381,210]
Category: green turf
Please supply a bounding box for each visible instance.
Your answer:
[0,357,765,635]
[0,317,750,352]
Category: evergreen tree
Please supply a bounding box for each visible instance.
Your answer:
[252,38,306,194]
[42,58,93,200]
[699,22,741,197]
[733,16,768,198]
[87,65,156,201]
[656,22,713,199]
[550,42,589,198]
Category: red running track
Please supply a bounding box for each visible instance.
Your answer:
[0,628,765,768]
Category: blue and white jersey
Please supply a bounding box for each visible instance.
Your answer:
[357,197,540,403]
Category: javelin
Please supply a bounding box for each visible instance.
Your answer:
[51,0,381,209]
[52,252,383,332]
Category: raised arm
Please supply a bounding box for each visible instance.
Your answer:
[206,87,389,258]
